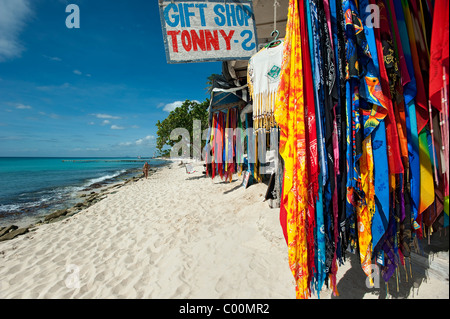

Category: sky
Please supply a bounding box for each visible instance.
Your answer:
[0,0,221,157]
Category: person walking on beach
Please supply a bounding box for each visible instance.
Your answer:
[143,161,149,179]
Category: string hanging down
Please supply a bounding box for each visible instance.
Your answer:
[273,0,280,32]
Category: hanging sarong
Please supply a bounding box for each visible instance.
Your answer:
[429,0,449,219]
[217,111,224,179]
[209,113,217,179]
[246,113,255,178]
[224,109,230,174]
[401,0,428,133]
[359,0,389,253]
[236,109,245,176]
[418,130,435,214]
[307,0,327,295]
[275,0,309,299]
[343,0,390,282]
[385,0,412,258]
[299,0,318,294]
[393,0,421,222]
[316,0,338,293]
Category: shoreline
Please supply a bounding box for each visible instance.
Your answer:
[0,159,173,241]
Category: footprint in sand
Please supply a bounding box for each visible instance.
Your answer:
[171,283,190,298]
[214,276,227,295]
[94,270,106,282]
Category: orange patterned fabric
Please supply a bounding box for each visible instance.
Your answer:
[357,137,375,284]
[274,0,309,299]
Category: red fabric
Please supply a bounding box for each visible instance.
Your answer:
[388,0,411,89]
[299,0,317,291]
[217,111,224,179]
[429,0,449,111]
[373,0,404,176]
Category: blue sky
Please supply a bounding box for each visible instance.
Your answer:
[0,0,221,157]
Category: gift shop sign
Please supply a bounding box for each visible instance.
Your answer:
[159,0,258,63]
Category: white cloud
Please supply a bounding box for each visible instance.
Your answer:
[91,113,121,120]
[119,135,155,147]
[88,121,95,125]
[43,55,62,62]
[136,135,154,145]
[163,101,183,112]
[162,100,200,112]
[0,0,32,62]
[36,82,70,91]
[73,69,82,75]
[16,103,32,109]
[131,125,140,129]
[101,120,110,125]
[38,111,60,119]
[111,125,125,130]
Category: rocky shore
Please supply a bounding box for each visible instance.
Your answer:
[0,168,157,243]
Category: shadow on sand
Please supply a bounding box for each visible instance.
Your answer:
[332,231,449,299]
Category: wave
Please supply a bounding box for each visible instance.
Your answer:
[85,169,127,186]
[0,203,21,212]
[0,198,52,214]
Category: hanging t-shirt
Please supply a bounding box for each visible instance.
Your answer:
[247,42,284,131]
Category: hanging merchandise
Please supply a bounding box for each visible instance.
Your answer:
[274,0,449,299]
[206,107,244,182]
[247,37,284,131]
[274,0,310,299]
[429,0,449,222]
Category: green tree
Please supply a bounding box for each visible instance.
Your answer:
[156,99,210,158]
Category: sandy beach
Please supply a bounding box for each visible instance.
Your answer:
[0,161,448,299]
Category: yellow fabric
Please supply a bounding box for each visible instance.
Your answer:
[210,114,216,167]
[274,0,309,299]
[358,137,375,285]
[418,130,435,214]
[403,1,435,214]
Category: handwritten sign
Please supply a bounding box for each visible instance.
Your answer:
[159,0,258,63]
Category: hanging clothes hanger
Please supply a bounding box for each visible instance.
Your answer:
[264,0,282,48]
[265,30,282,48]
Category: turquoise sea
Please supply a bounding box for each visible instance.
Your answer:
[0,157,167,227]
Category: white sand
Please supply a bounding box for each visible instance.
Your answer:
[0,162,448,299]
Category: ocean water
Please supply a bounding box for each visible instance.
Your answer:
[0,157,167,227]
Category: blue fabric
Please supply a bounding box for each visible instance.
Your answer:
[309,0,328,187]
[407,101,420,220]
[305,0,315,77]
[372,121,390,250]
[315,174,326,297]
[359,0,390,252]
[393,0,420,221]
[345,81,354,220]
[393,0,417,105]
[445,212,449,228]
[308,0,326,295]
